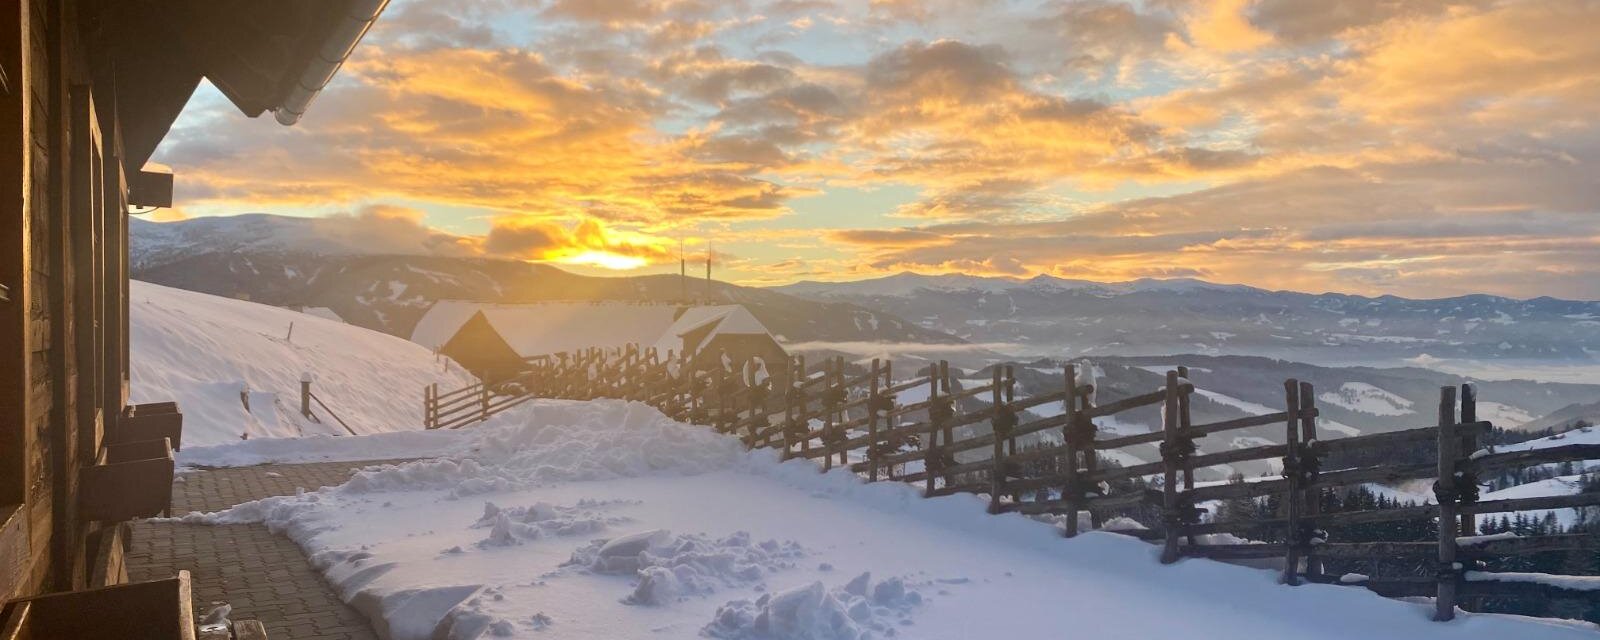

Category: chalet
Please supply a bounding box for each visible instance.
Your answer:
[0,0,384,635]
[412,301,790,387]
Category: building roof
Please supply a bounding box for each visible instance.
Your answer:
[92,0,390,168]
[411,301,777,360]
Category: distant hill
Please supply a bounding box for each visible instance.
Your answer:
[773,272,1600,365]
[129,215,961,348]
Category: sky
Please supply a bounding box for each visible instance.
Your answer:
[150,0,1600,299]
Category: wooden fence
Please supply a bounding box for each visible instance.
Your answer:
[424,344,1600,621]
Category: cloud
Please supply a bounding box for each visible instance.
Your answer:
[155,0,1600,296]
[484,216,673,268]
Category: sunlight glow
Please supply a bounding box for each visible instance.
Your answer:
[557,250,648,270]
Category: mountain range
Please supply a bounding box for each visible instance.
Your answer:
[774,272,1600,366]
[129,215,957,347]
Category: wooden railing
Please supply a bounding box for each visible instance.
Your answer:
[424,345,1600,621]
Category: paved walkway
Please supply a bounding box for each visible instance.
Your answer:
[128,460,414,640]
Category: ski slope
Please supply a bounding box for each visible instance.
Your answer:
[170,400,1597,640]
[130,280,476,447]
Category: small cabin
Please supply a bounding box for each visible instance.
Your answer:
[412,301,789,387]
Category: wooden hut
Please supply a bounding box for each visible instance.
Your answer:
[412,301,790,387]
[0,0,385,634]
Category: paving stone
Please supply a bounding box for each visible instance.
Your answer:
[129,459,416,640]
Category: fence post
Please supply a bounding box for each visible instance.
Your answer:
[300,373,313,418]
[1459,383,1477,538]
[1281,379,1303,584]
[940,361,953,446]
[868,358,881,482]
[823,358,838,472]
[1435,385,1460,622]
[1160,370,1183,564]
[1061,363,1080,538]
[989,366,1006,514]
[882,360,894,479]
[425,383,437,429]
[1298,380,1322,580]
[924,366,942,497]
[480,379,491,424]
[784,355,806,460]
[835,357,850,468]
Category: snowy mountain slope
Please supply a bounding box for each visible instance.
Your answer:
[129,215,959,348]
[773,272,1600,365]
[169,400,1597,640]
[130,280,476,447]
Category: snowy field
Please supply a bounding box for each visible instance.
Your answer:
[168,400,1597,640]
[131,281,475,446]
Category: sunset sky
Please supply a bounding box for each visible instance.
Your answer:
[151,0,1600,298]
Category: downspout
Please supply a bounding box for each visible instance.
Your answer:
[273,0,390,126]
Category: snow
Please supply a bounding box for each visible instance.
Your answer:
[170,399,1599,639]
[1478,475,1589,529]
[1475,401,1538,429]
[1466,572,1600,591]
[130,281,475,447]
[1317,382,1415,417]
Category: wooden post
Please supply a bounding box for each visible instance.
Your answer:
[300,374,313,418]
[940,361,953,446]
[1281,379,1303,584]
[1435,385,1460,622]
[425,383,437,429]
[480,379,491,424]
[988,366,1006,514]
[1061,363,1080,538]
[823,357,836,472]
[1004,365,1018,503]
[924,366,942,496]
[1459,383,1477,537]
[868,358,881,482]
[1176,366,1196,547]
[838,356,851,467]
[1081,385,1102,530]
[797,356,811,459]
[1298,380,1321,580]
[883,360,894,478]
[1159,370,1182,564]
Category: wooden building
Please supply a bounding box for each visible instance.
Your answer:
[412,301,790,387]
[0,0,385,634]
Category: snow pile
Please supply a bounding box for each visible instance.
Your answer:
[130,280,475,446]
[565,529,808,606]
[471,500,631,549]
[704,572,922,640]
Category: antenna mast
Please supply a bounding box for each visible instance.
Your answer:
[679,237,687,304]
[704,242,712,304]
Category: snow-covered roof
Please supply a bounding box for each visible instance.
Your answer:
[411,301,776,359]
[301,307,344,323]
[410,300,487,351]
[652,305,773,358]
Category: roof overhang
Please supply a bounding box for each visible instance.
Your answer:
[83,0,389,168]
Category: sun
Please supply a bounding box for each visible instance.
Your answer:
[558,250,648,270]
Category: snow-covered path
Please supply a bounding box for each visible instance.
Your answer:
[170,400,1598,640]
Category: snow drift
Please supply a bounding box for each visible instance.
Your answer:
[130,280,475,447]
[170,400,1597,640]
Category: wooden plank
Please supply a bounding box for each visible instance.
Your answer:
[1083,384,1193,420]
[1467,444,1600,475]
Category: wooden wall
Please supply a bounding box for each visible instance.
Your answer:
[0,0,131,599]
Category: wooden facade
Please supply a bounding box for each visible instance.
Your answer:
[0,0,385,633]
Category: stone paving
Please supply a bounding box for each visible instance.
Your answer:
[128,460,414,640]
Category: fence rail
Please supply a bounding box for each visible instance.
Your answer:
[423,344,1600,622]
